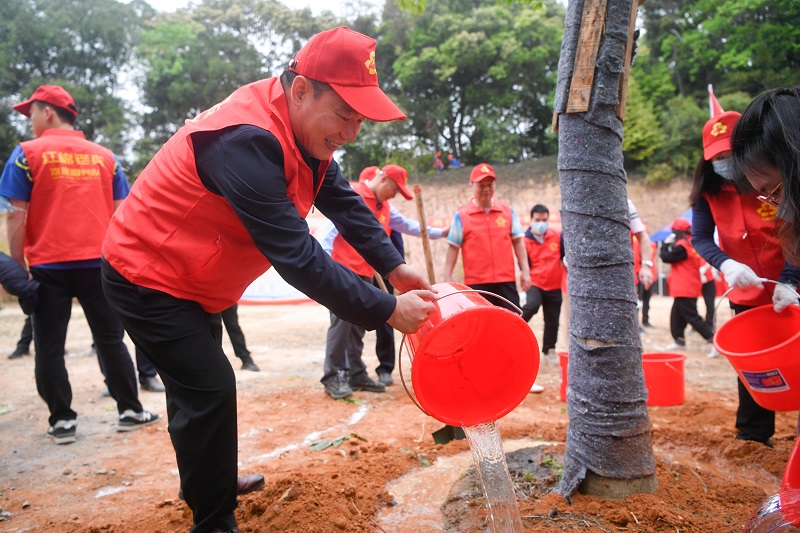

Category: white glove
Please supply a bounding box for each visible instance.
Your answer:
[773,283,799,312]
[720,259,763,290]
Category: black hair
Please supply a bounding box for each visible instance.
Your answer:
[731,86,800,262]
[530,204,549,218]
[279,70,331,98]
[32,101,76,126]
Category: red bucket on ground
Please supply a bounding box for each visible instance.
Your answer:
[557,351,685,406]
[713,305,800,412]
[405,282,539,427]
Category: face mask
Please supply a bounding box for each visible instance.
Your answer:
[712,159,733,180]
[532,221,548,235]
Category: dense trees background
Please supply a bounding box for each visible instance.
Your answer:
[1,0,797,181]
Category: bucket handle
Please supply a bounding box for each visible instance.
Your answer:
[398,289,524,418]
[713,279,800,330]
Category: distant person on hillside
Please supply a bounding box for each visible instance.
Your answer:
[695,86,799,447]
[433,151,444,172]
[447,153,461,168]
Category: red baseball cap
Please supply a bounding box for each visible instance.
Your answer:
[288,26,406,122]
[702,110,740,160]
[13,85,78,117]
[672,217,691,232]
[358,166,380,183]
[470,163,497,183]
[380,164,413,200]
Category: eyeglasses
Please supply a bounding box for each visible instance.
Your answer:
[757,182,782,208]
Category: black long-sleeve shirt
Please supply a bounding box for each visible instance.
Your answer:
[191,125,403,328]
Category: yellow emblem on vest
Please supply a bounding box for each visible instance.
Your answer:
[379,214,386,224]
[495,215,507,227]
[757,201,777,220]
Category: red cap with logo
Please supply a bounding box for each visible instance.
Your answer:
[288,26,406,122]
[702,110,740,161]
[672,217,692,232]
[358,166,380,183]
[13,85,78,117]
[380,164,413,200]
[470,163,497,183]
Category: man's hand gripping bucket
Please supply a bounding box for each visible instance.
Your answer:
[713,280,800,412]
[398,282,540,427]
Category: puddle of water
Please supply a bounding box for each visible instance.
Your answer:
[377,437,550,532]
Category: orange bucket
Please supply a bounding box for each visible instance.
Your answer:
[642,352,686,406]
[557,351,684,406]
[403,282,539,427]
[713,305,800,411]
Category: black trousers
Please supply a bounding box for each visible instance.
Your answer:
[97,345,158,383]
[702,280,716,329]
[731,303,775,442]
[17,315,32,351]
[468,282,520,312]
[219,304,251,360]
[102,262,238,533]
[637,281,654,325]
[31,266,142,427]
[669,296,714,342]
[521,286,562,353]
[374,276,395,375]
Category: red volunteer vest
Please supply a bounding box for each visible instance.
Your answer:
[458,199,516,285]
[103,78,329,313]
[21,129,116,267]
[525,229,563,291]
[704,185,783,306]
[667,237,703,298]
[331,181,391,277]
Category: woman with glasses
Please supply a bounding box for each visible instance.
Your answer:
[690,94,798,448]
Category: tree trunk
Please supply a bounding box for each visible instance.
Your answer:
[553,0,657,499]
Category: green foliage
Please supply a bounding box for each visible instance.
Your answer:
[622,76,665,164]
[650,95,707,176]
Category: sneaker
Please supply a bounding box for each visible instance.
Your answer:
[349,372,386,393]
[8,347,29,359]
[529,383,544,393]
[240,358,260,372]
[377,372,393,386]
[140,376,166,392]
[48,419,77,444]
[663,341,686,351]
[707,346,720,358]
[324,371,353,399]
[117,410,160,432]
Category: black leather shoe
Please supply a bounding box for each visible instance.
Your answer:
[8,347,29,359]
[140,376,165,392]
[240,359,260,372]
[178,473,265,500]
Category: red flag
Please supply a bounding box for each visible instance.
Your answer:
[708,84,724,118]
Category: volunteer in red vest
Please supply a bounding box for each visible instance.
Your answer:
[522,204,565,357]
[443,163,531,311]
[100,27,436,532]
[0,85,159,445]
[691,85,799,447]
[320,164,447,398]
[659,218,716,353]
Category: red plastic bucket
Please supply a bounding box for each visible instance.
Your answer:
[642,352,686,406]
[404,282,539,427]
[558,351,569,402]
[713,305,800,411]
[557,351,685,406]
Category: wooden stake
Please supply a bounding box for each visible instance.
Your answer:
[413,185,436,284]
[566,0,608,114]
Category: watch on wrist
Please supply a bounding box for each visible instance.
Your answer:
[642,260,654,267]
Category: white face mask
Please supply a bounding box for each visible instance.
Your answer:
[712,159,733,180]
[532,221,548,235]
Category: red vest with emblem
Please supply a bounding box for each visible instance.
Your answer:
[331,181,390,277]
[103,78,329,313]
[704,184,783,306]
[458,199,516,285]
[21,129,116,267]
[525,229,563,291]
[667,238,702,298]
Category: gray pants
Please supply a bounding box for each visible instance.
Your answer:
[322,312,367,384]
